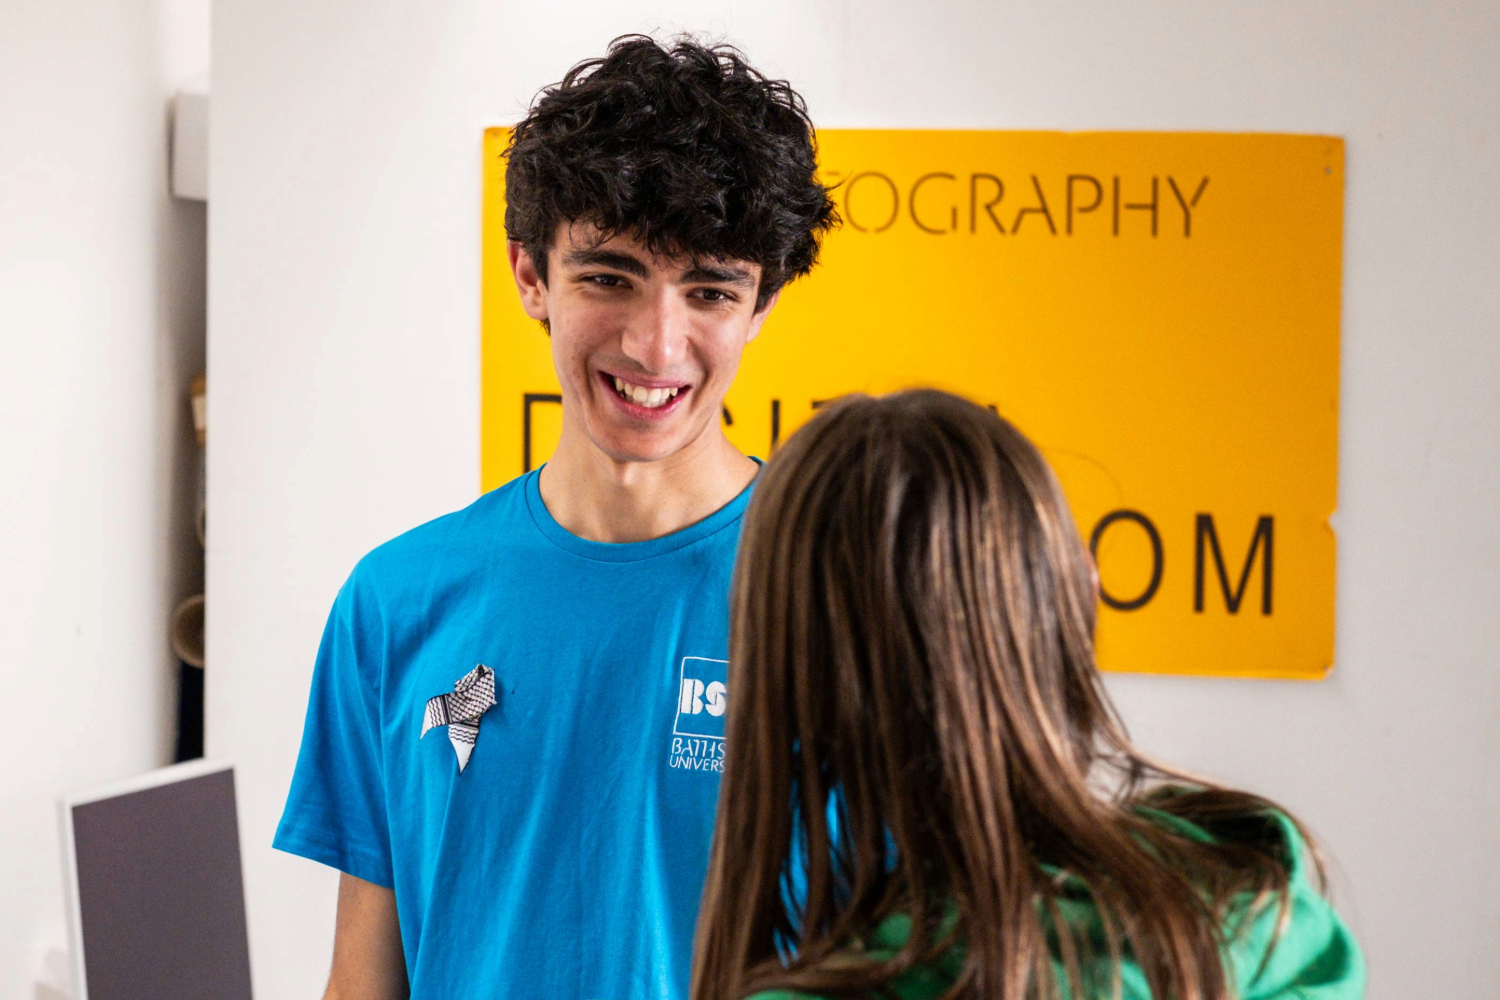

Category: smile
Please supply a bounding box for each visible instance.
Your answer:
[599,370,692,415]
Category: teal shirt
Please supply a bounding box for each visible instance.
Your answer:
[747,812,1364,1000]
[276,468,756,999]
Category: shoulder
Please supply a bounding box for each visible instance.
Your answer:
[1224,817,1366,999]
[338,475,531,618]
[1159,802,1365,1000]
[1132,787,1314,880]
[1130,791,1365,999]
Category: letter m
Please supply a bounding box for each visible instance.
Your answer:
[1194,514,1274,615]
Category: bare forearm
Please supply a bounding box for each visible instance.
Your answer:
[325,873,407,1000]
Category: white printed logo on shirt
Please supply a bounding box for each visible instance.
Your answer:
[668,656,726,773]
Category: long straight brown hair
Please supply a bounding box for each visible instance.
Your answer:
[692,390,1314,1000]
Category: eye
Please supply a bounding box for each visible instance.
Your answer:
[584,274,628,288]
[694,288,734,303]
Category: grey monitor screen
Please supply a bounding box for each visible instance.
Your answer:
[66,765,253,1000]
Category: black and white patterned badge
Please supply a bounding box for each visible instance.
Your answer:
[420,664,497,773]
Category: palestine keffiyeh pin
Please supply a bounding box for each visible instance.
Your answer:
[421,664,497,773]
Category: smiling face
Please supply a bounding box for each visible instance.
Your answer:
[510,222,778,466]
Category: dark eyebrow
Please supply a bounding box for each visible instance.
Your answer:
[561,248,650,280]
[681,263,756,288]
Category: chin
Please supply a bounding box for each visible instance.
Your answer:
[585,412,703,465]
[593,433,686,465]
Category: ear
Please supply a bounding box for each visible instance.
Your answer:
[744,287,782,345]
[509,241,550,322]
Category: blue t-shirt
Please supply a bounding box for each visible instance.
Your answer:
[274,466,754,999]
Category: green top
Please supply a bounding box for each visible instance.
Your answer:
[746,811,1365,1000]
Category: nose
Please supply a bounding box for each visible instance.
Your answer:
[619,288,689,373]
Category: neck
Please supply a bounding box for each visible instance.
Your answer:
[538,424,759,544]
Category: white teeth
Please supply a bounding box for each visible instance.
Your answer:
[611,376,682,409]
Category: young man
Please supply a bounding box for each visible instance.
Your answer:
[274,36,837,1000]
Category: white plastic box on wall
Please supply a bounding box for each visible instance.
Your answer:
[172,76,208,201]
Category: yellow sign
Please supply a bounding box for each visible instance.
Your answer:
[481,129,1344,680]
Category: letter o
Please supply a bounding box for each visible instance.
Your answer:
[1088,509,1164,611]
[844,172,900,233]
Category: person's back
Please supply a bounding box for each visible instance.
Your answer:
[691,390,1364,1000]
[738,805,1356,1000]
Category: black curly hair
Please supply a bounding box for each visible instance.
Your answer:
[504,35,839,312]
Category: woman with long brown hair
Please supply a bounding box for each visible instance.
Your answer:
[692,390,1363,1000]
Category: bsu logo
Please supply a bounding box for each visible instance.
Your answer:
[672,656,728,741]
[678,678,726,716]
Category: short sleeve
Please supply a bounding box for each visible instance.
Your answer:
[272,568,395,888]
[1232,815,1366,1000]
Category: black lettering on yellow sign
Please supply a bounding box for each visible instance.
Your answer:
[1089,509,1164,611]
[1085,509,1275,615]
[1012,175,1057,235]
[843,172,900,233]
[1168,176,1211,237]
[1194,514,1274,615]
[1067,175,1104,235]
[911,173,958,234]
[521,393,561,473]
[1115,175,1159,236]
[970,174,1005,234]
[518,393,1274,620]
[824,171,1209,238]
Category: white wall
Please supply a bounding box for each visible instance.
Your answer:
[0,1,209,997]
[209,2,1500,997]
